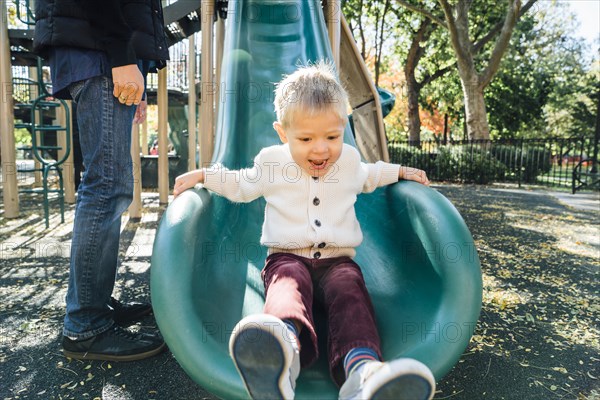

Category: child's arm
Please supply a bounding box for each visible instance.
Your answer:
[173,169,204,198]
[360,161,430,193]
[399,166,430,186]
[173,161,264,202]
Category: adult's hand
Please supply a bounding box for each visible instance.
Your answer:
[112,64,144,106]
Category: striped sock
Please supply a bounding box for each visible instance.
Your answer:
[344,347,380,379]
[282,319,298,339]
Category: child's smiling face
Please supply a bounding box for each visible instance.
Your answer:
[273,110,346,178]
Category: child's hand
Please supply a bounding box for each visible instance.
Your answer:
[173,170,204,198]
[133,100,147,124]
[399,166,430,186]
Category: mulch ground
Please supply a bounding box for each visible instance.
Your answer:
[0,184,598,399]
[433,185,598,400]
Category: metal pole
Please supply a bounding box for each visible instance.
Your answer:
[0,0,20,218]
[518,139,524,188]
[200,0,215,166]
[158,67,169,204]
[187,33,197,171]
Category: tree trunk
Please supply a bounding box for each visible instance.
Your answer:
[592,84,600,172]
[406,78,422,145]
[443,113,449,144]
[438,0,526,141]
[404,19,432,146]
[462,79,490,140]
[373,0,391,87]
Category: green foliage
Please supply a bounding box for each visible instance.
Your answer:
[437,146,507,184]
[346,0,595,141]
[566,70,599,139]
[341,0,401,86]
[390,141,556,184]
[433,146,460,181]
[14,127,31,147]
[390,143,508,184]
[485,3,594,139]
[520,146,553,183]
[486,15,551,138]
[388,143,434,171]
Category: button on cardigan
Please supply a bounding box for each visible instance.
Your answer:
[202,143,400,258]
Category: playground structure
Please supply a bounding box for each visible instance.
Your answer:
[1,0,209,223]
[1,0,393,224]
[1,1,482,399]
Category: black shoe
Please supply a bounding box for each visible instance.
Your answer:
[62,325,166,361]
[110,297,152,324]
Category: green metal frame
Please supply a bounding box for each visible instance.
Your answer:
[13,0,35,26]
[14,57,71,228]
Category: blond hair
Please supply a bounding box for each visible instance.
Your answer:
[274,61,349,128]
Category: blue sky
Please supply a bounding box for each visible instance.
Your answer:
[565,0,600,46]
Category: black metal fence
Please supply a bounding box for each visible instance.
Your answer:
[388,137,597,189]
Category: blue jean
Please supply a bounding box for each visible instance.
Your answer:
[63,75,136,339]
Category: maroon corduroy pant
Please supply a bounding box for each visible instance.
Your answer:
[262,253,382,386]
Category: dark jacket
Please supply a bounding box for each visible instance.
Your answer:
[33,0,169,68]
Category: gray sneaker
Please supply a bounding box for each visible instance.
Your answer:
[338,358,435,400]
[229,314,301,400]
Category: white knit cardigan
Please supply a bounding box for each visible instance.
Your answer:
[202,143,400,259]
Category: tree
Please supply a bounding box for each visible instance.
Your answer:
[572,73,599,140]
[344,1,456,144]
[343,0,594,143]
[385,0,539,143]
[341,0,396,86]
[397,0,538,140]
[484,14,551,138]
[400,14,457,144]
[404,18,435,144]
[483,2,595,139]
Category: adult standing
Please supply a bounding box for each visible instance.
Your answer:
[33,0,168,361]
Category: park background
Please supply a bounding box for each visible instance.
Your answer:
[7,0,600,191]
[1,0,599,399]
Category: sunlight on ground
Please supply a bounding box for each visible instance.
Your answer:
[507,211,600,260]
[482,273,531,311]
[101,383,135,399]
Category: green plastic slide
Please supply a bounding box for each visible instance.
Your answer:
[150,1,482,399]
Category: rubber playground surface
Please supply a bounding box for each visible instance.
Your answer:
[0,184,598,400]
